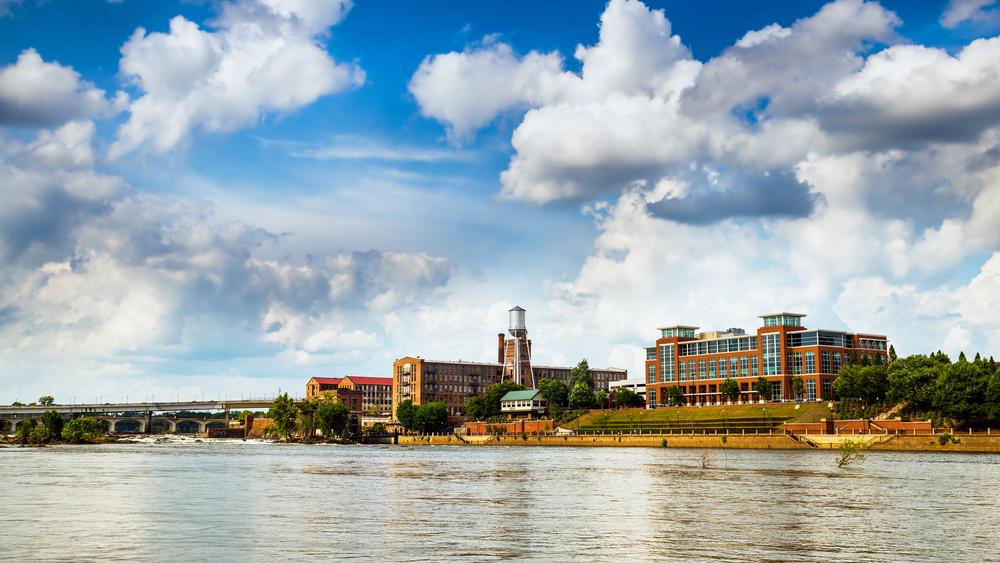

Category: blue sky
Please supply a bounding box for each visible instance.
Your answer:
[1,0,1000,403]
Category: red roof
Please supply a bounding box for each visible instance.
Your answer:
[342,375,392,386]
[310,377,342,385]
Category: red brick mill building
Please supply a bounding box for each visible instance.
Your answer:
[645,313,888,407]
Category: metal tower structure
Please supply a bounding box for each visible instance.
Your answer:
[499,306,534,388]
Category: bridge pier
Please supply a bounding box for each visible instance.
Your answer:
[197,421,207,433]
[145,410,152,435]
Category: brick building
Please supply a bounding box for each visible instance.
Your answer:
[392,356,627,418]
[305,377,342,400]
[645,313,888,407]
[339,376,393,415]
[306,376,392,415]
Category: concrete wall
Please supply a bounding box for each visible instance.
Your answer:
[397,433,1000,453]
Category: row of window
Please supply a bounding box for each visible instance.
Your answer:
[663,355,760,382]
[678,336,758,357]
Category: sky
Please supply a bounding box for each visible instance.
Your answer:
[1,0,1000,404]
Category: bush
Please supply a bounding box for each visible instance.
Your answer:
[62,417,106,443]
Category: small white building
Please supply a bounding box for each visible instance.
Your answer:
[500,389,547,418]
[609,379,646,401]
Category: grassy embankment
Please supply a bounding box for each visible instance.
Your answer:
[565,403,831,434]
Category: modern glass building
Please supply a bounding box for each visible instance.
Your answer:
[645,313,888,407]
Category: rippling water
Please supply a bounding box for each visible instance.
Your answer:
[2,441,999,561]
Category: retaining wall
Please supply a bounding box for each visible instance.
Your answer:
[397,433,1000,453]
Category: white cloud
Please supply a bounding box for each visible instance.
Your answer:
[0,49,126,126]
[940,0,999,28]
[109,0,363,158]
[0,122,452,372]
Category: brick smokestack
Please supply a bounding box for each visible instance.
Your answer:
[497,333,506,364]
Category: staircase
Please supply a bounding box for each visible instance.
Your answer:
[875,402,908,421]
[786,431,819,448]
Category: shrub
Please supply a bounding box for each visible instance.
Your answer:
[62,417,106,443]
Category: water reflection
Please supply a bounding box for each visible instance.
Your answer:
[1,443,998,561]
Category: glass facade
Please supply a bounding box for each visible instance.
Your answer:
[806,380,816,401]
[740,356,748,376]
[791,352,803,375]
[698,359,706,379]
[805,351,815,374]
[833,352,842,374]
[821,351,832,373]
[822,381,832,399]
[660,344,675,382]
[763,314,803,327]
[679,361,687,381]
[752,356,759,376]
[771,381,783,401]
[762,333,782,375]
[647,363,656,384]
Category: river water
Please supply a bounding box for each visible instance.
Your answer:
[2,441,999,561]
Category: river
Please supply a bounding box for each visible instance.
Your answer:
[2,440,999,561]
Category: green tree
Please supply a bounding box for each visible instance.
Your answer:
[887,354,941,408]
[315,399,350,438]
[791,376,805,402]
[613,386,644,408]
[537,378,569,408]
[888,344,897,363]
[934,358,989,421]
[664,385,684,406]
[569,359,594,392]
[267,393,298,440]
[464,395,487,421]
[15,419,36,444]
[569,381,595,409]
[753,376,772,402]
[61,417,106,443]
[595,390,609,409]
[720,378,741,403]
[414,402,449,433]
[40,410,64,441]
[297,399,318,439]
[396,399,418,430]
[38,395,54,406]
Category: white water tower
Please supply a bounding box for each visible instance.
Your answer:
[502,306,533,388]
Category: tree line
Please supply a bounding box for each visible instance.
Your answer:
[394,400,449,433]
[835,351,1000,424]
[13,412,107,445]
[266,392,353,441]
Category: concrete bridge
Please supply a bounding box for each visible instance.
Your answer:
[0,398,276,435]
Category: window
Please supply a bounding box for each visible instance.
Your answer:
[718,358,727,377]
[791,352,803,375]
[740,356,748,376]
[679,362,687,381]
[821,351,832,373]
[751,356,759,376]
[689,361,696,380]
[762,333,781,375]
[771,381,783,402]
[660,344,675,382]
[730,357,738,376]
[822,380,832,400]
[646,347,657,360]
[647,363,656,384]
[708,359,716,379]
[805,352,815,374]
[806,380,816,401]
[833,352,842,373]
[698,360,706,380]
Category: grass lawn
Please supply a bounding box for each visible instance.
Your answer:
[570,402,831,429]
